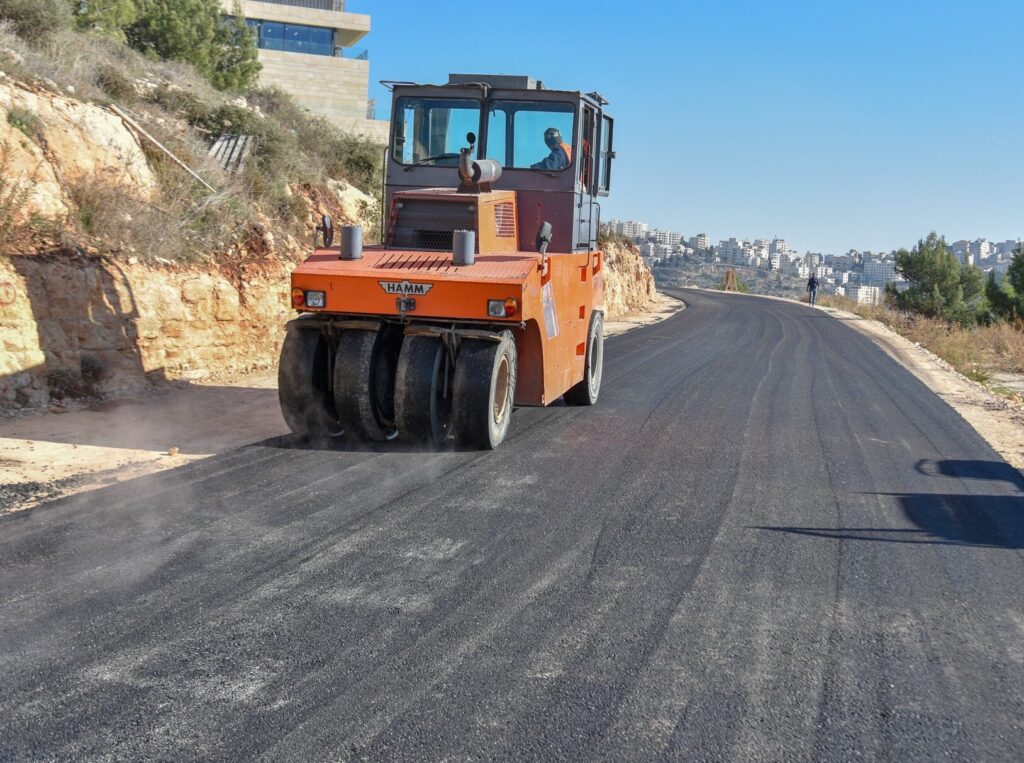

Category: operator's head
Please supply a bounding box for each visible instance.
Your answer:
[544,127,562,149]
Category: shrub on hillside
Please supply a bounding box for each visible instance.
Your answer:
[0,0,70,41]
[126,0,259,92]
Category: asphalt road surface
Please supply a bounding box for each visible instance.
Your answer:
[2,289,1023,761]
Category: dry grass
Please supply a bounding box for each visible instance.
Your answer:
[0,21,384,264]
[818,294,1024,385]
[0,22,219,106]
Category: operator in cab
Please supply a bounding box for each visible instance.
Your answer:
[531,127,573,171]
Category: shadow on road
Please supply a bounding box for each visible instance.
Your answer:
[751,491,1024,549]
[915,458,1024,492]
[253,433,486,455]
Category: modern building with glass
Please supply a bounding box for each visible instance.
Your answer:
[222,0,388,140]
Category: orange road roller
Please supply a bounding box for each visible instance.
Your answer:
[278,73,616,449]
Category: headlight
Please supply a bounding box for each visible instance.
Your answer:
[488,298,518,318]
[305,290,326,308]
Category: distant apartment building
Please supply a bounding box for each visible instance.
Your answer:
[825,254,851,270]
[718,238,745,265]
[847,285,882,305]
[610,219,649,240]
[863,259,897,285]
[224,0,388,140]
[689,233,711,251]
[650,229,683,246]
[996,239,1020,256]
[970,238,993,260]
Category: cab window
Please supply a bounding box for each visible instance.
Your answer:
[485,101,575,171]
[392,97,481,165]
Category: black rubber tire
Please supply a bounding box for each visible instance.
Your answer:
[333,328,400,442]
[564,311,604,406]
[452,331,517,450]
[394,335,453,446]
[278,320,343,440]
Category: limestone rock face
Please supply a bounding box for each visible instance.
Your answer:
[0,79,156,224]
[0,254,292,407]
[602,240,657,320]
[0,106,69,223]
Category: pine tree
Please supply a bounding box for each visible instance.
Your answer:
[73,0,138,40]
[126,0,260,91]
[892,232,988,325]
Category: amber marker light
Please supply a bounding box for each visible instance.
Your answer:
[291,287,305,307]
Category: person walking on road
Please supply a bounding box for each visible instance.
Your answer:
[807,272,820,306]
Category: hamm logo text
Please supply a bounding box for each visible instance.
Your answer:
[379,281,433,296]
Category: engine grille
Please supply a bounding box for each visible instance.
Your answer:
[494,201,516,238]
[391,198,476,250]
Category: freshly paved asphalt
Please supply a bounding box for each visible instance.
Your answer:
[2,289,1023,761]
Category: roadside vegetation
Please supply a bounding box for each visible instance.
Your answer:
[0,0,384,262]
[819,233,1024,395]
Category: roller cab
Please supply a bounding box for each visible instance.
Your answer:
[279,74,615,449]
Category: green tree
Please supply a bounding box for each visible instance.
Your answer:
[1007,244,1024,294]
[986,244,1024,321]
[985,270,1020,321]
[890,232,988,325]
[210,12,260,91]
[126,0,259,91]
[73,0,138,40]
[0,0,71,41]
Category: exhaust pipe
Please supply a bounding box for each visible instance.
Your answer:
[339,225,363,260]
[453,230,476,266]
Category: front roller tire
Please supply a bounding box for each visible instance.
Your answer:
[333,329,400,442]
[278,320,343,440]
[452,331,517,450]
[564,311,604,406]
[395,335,453,446]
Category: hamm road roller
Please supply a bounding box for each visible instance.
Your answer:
[278,73,615,449]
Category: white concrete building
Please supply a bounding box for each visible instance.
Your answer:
[718,238,746,265]
[864,259,897,285]
[650,229,683,246]
[689,233,711,251]
[612,220,649,240]
[970,238,993,260]
[847,285,882,305]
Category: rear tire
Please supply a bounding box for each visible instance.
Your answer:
[333,328,400,442]
[395,335,453,446]
[564,311,604,406]
[452,331,517,450]
[278,320,343,440]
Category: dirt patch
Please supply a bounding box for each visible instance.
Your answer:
[605,291,685,337]
[0,371,283,513]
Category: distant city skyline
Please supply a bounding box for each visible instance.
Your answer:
[605,218,1020,258]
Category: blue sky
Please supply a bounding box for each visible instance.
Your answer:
[352,1,1022,254]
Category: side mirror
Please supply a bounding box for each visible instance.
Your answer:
[466,131,476,147]
[317,214,334,248]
